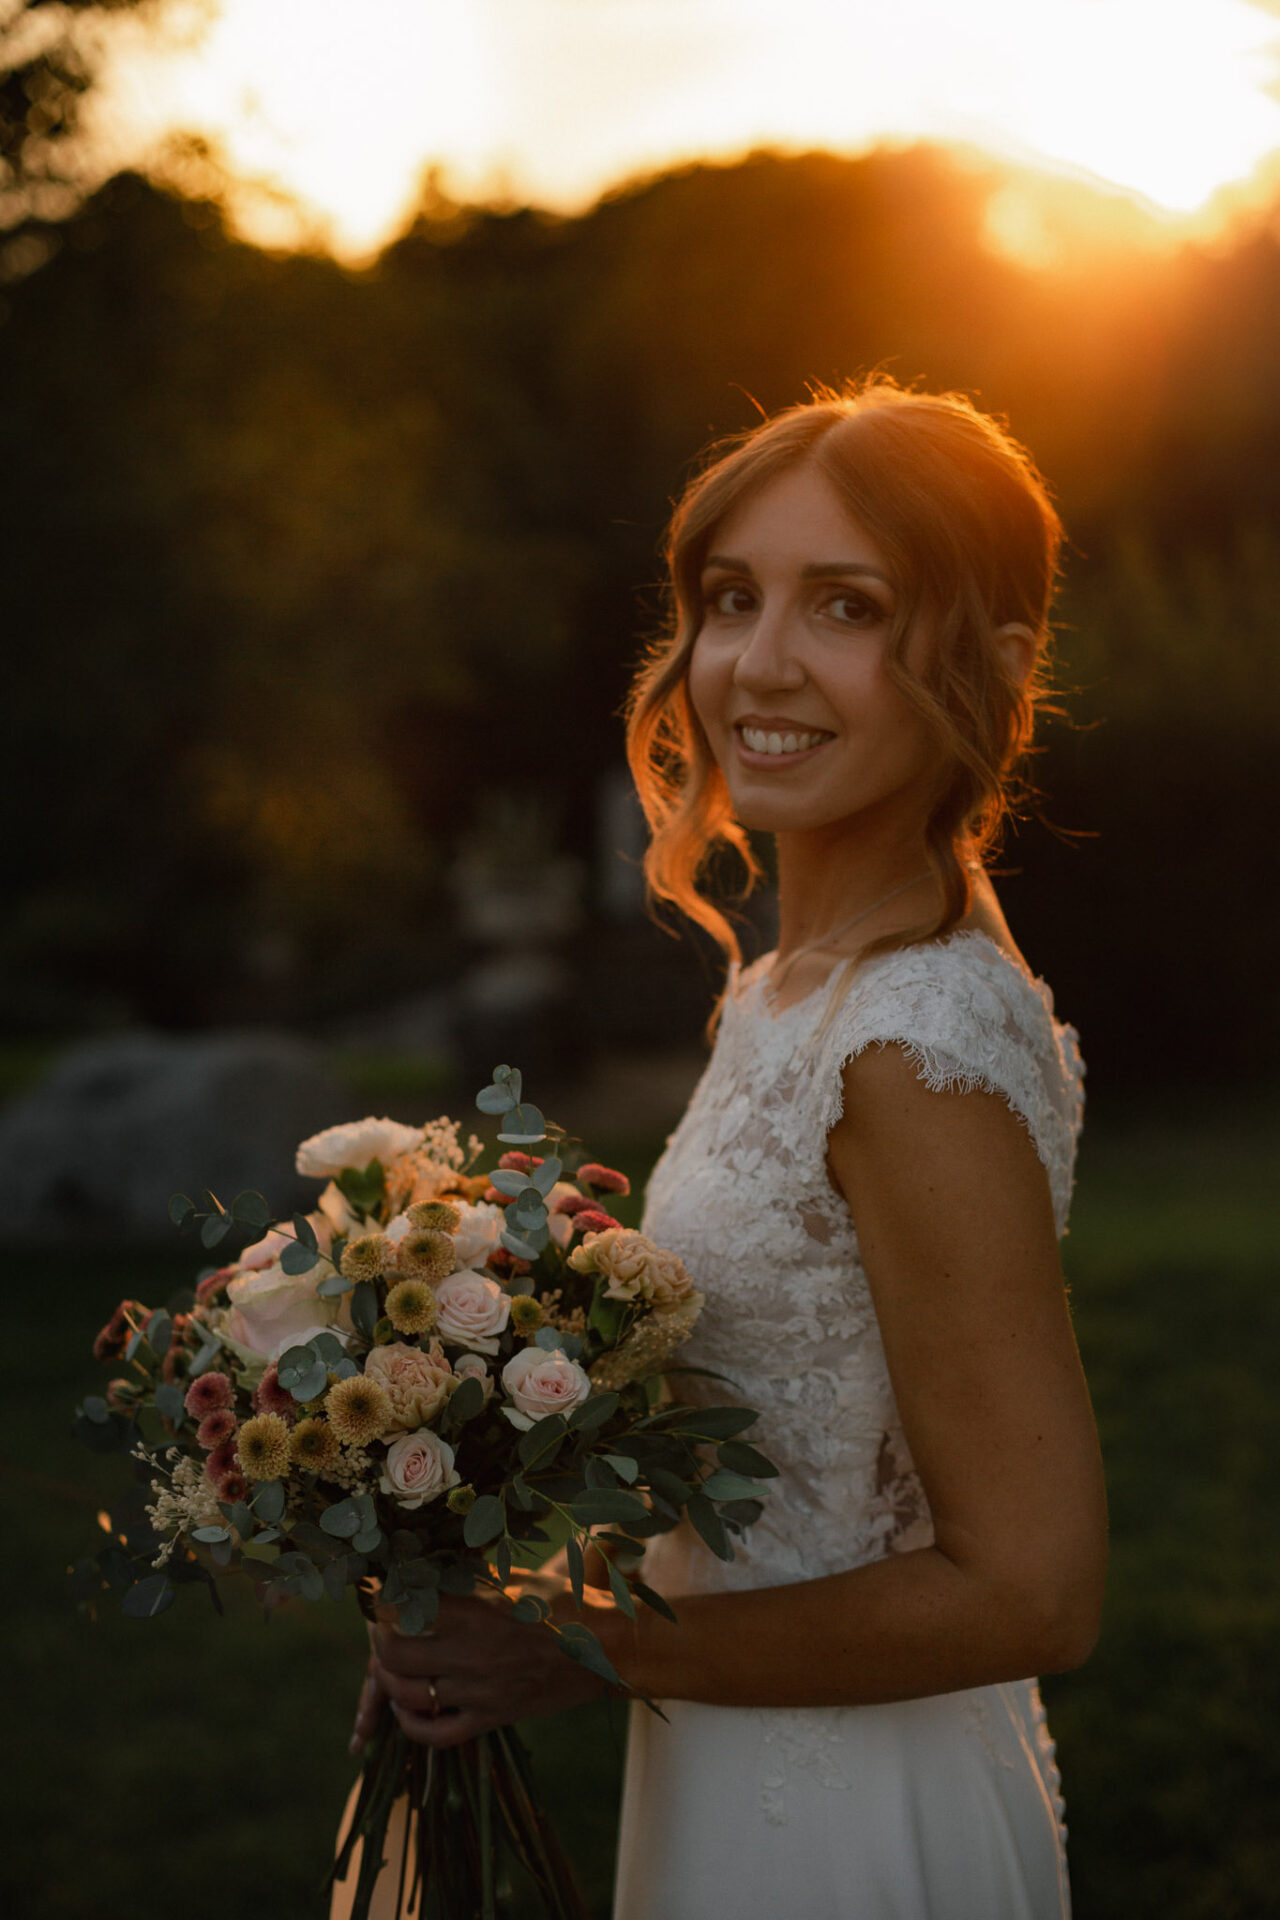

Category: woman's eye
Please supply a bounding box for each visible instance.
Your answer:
[706,583,755,616]
[825,589,885,626]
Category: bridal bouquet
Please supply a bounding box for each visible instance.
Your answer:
[72,1066,775,1919]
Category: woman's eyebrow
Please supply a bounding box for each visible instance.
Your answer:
[701,553,891,586]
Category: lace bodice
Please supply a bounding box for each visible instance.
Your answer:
[640,929,1085,1599]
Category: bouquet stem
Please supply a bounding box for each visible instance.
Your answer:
[330,1713,591,1920]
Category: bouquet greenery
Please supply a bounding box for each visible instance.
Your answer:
[72,1066,775,1919]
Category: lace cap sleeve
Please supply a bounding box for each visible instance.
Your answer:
[812,932,1085,1233]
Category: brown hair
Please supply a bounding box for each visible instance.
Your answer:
[625,376,1064,966]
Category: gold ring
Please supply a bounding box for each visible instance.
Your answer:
[426,1678,440,1715]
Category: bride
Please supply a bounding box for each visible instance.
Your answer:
[345,377,1108,1918]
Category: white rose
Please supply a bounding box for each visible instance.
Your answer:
[500,1345,592,1431]
[222,1261,337,1359]
[433,1270,511,1354]
[379,1428,460,1509]
[295,1117,424,1179]
[450,1201,505,1269]
[451,1351,495,1403]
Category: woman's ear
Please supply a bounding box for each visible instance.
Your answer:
[994,621,1039,689]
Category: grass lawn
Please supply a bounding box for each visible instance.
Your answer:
[2,1098,1276,1917]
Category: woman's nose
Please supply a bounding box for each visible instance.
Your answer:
[731,606,805,693]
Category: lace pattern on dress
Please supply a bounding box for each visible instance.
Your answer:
[639,930,1084,1814]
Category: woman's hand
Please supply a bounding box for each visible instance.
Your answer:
[350,1579,617,1752]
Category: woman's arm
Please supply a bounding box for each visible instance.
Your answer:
[362,1047,1107,1743]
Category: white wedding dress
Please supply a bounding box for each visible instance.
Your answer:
[613,930,1085,1920]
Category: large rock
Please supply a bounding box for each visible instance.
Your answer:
[0,1030,351,1240]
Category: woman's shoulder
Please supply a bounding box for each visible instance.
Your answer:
[814,931,1085,1211]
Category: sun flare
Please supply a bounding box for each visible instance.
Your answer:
[79,0,1280,261]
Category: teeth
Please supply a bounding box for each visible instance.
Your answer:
[740,727,828,756]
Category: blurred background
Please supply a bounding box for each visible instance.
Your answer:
[2,1,1278,1915]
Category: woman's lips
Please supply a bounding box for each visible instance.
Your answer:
[733,723,834,767]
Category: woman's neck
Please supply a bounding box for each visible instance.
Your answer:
[773,820,937,958]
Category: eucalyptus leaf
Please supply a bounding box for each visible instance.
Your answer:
[497,1104,546,1145]
[570,1490,649,1528]
[529,1156,562,1195]
[281,1239,321,1276]
[685,1490,733,1562]
[631,1579,679,1624]
[350,1281,379,1343]
[463,1495,506,1548]
[517,1413,567,1470]
[146,1309,172,1359]
[664,1406,759,1440]
[447,1375,485,1425]
[488,1169,531,1198]
[510,1595,547,1625]
[191,1525,231,1544]
[701,1468,767,1503]
[82,1395,110,1424]
[351,1527,383,1555]
[168,1193,195,1228]
[200,1211,232,1249]
[500,1228,544,1261]
[291,1212,318,1251]
[534,1327,565,1353]
[154,1382,186,1427]
[557,1622,623,1690]
[315,1270,354,1297]
[232,1191,273,1228]
[602,1453,640,1485]
[335,1160,387,1215]
[122,1574,175,1619]
[604,1555,636,1622]
[253,1480,286,1523]
[716,1440,781,1479]
[565,1535,585,1610]
[568,1392,618,1431]
[320,1498,362,1539]
[476,1083,517,1115]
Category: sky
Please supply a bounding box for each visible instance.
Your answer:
[64,0,1280,261]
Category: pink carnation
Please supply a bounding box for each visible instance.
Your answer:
[252,1364,297,1420]
[550,1192,594,1216]
[184,1371,234,1418]
[482,1187,505,1206]
[497,1151,543,1172]
[576,1163,630,1196]
[195,1266,234,1306]
[219,1470,250,1503]
[574,1207,621,1233]
[197,1408,237,1450]
[205,1438,239,1486]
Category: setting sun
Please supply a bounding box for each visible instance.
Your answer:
[69,0,1280,259]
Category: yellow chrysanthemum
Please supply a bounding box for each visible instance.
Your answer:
[341,1234,394,1283]
[385,1279,438,1336]
[396,1229,455,1284]
[408,1201,461,1233]
[509,1294,545,1336]
[325,1374,394,1446]
[289,1417,341,1474]
[446,1483,476,1515]
[236,1413,292,1482]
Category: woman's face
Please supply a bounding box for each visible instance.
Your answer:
[687,462,940,840]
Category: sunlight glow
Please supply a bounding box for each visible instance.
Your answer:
[78,0,1280,261]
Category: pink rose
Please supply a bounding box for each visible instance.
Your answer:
[433,1271,511,1354]
[379,1429,460,1509]
[500,1346,592,1431]
[222,1261,338,1359]
[450,1201,504,1269]
[364,1342,454,1430]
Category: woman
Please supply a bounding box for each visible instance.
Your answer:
[348,378,1108,1918]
